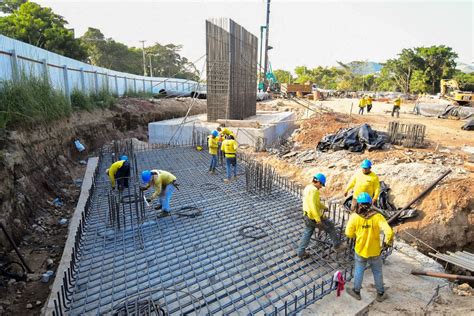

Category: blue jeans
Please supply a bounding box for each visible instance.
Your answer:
[158,184,175,212]
[353,252,384,294]
[296,216,340,256]
[209,154,217,170]
[226,157,237,179]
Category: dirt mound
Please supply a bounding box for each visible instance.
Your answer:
[293,113,363,148]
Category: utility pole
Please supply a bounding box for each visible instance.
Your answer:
[258,26,266,85]
[139,40,146,76]
[148,54,153,77]
[263,0,271,88]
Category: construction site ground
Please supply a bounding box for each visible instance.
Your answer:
[254,97,474,314]
[1,96,473,315]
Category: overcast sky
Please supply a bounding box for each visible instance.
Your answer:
[36,0,473,72]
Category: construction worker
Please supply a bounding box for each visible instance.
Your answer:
[141,169,179,217]
[296,173,342,259]
[366,95,373,113]
[106,155,130,191]
[221,134,238,182]
[392,96,401,118]
[344,159,380,211]
[216,126,233,166]
[345,192,393,302]
[358,96,367,115]
[208,130,219,173]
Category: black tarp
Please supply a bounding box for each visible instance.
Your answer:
[438,105,474,120]
[317,124,386,152]
[462,119,474,131]
[343,181,418,224]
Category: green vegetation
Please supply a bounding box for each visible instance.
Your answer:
[123,89,155,99]
[0,1,199,79]
[277,45,473,94]
[0,75,119,129]
[0,75,71,129]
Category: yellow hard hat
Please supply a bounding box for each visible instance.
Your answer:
[196,146,203,151]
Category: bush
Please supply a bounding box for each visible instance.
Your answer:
[0,75,71,129]
[71,89,93,111]
[124,89,154,99]
[90,89,116,109]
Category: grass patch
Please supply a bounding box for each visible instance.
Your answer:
[0,75,117,130]
[124,89,154,99]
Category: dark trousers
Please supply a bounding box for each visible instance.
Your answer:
[116,161,130,190]
[392,106,400,118]
[367,104,372,112]
[296,216,341,256]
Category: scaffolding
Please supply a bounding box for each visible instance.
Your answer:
[51,143,359,315]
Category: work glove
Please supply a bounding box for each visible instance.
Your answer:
[344,191,348,197]
[173,182,180,190]
[139,186,147,191]
[146,198,152,203]
[112,186,115,190]
[372,199,377,206]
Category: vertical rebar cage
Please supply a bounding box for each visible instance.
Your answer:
[52,144,360,316]
[206,18,258,121]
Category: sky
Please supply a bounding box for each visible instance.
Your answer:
[36,0,473,73]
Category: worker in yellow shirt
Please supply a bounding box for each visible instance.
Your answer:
[392,96,401,118]
[217,126,233,166]
[344,159,380,211]
[208,130,219,173]
[345,192,393,302]
[105,155,130,191]
[296,173,341,259]
[221,135,238,182]
[140,169,178,217]
[358,96,367,115]
[366,95,373,113]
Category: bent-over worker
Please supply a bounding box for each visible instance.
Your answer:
[106,155,130,191]
[141,169,178,218]
[345,192,393,302]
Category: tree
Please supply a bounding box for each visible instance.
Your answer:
[273,69,293,83]
[147,43,199,80]
[0,0,26,13]
[409,70,430,93]
[416,45,458,93]
[453,71,474,91]
[383,49,423,93]
[0,2,87,60]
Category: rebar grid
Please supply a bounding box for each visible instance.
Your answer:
[53,145,355,316]
[387,121,426,148]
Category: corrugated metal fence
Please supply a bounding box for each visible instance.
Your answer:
[0,35,199,98]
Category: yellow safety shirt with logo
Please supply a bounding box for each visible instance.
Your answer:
[221,139,238,158]
[345,212,393,258]
[302,184,326,223]
[345,171,381,200]
[358,98,367,108]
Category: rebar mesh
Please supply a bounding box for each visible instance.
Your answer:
[387,121,426,148]
[52,145,357,316]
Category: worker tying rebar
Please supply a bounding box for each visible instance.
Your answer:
[140,169,179,218]
[344,159,381,211]
[296,173,342,259]
[345,192,394,302]
[208,130,219,174]
[105,155,130,192]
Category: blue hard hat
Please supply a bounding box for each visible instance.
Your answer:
[361,159,372,169]
[313,173,326,186]
[357,192,372,204]
[212,130,219,137]
[120,155,128,161]
[141,170,152,183]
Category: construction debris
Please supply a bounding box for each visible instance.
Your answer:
[429,251,474,272]
[317,124,385,152]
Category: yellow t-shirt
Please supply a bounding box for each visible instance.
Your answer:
[302,184,326,222]
[345,212,393,258]
[345,171,381,200]
[208,136,218,155]
[221,139,238,158]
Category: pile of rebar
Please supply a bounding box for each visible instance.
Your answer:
[387,121,426,148]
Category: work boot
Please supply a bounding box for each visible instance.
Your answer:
[223,179,230,183]
[297,252,311,260]
[347,288,361,300]
[376,292,387,302]
[157,211,171,218]
[154,204,162,211]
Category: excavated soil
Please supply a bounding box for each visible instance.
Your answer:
[0,97,205,315]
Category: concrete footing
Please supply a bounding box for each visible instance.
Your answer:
[148,111,296,147]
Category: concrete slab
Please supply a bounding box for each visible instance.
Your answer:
[148,111,296,147]
[43,157,98,316]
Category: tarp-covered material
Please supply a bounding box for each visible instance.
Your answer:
[343,181,418,224]
[415,103,474,120]
[317,124,386,152]
[462,119,474,130]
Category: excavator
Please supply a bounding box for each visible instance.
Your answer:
[440,79,473,106]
